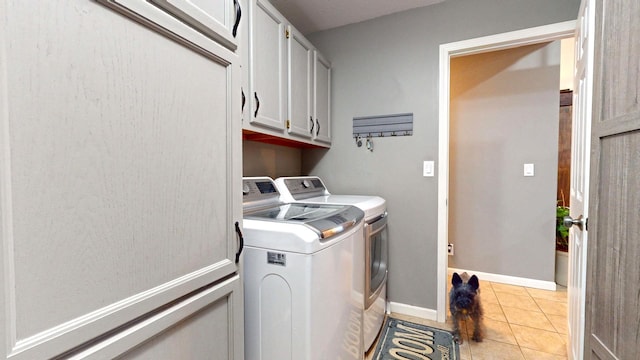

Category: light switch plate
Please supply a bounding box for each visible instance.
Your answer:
[524,163,535,176]
[423,161,434,177]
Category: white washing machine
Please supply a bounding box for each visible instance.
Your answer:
[274,176,388,352]
[242,177,365,360]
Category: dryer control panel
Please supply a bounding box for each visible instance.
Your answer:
[276,176,327,200]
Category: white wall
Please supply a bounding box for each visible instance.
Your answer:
[560,37,576,90]
[303,0,580,310]
[448,42,561,281]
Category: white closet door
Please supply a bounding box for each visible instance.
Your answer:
[248,0,287,130]
[0,0,243,358]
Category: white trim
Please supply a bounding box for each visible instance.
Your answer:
[448,268,557,291]
[441,20,577,59]
[388,302,437,322]
[437,20,576,323]
[0,1,17,355]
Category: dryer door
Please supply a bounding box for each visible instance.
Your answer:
[365,212,388,308]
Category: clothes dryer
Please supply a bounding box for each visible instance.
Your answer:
[242,177,365,360]
[274,176,388,352]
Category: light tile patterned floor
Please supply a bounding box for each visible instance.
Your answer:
[367,280,568,360]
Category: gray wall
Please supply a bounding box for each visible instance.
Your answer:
[448,42,561,281]
[303,0,579,310]
[243,141,303,178]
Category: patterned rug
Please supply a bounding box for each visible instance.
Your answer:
[372,317,459,360]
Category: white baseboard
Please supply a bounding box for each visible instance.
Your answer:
[448,267,557,291]
[387,268,557,325]
[387,301,438,322]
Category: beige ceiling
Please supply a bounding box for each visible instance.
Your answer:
[268,0,445,35]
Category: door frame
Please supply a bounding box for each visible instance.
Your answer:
[436,20,577,323]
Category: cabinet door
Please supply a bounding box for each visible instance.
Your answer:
[248,0,287,131]
[0,1,243,359]
[68,276,243,359]
[287,25,314,139]
[314,52,332,144]
[150,0,242,51]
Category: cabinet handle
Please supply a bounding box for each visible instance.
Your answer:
[309,116,314,134]
[234,221,244,264]
[232,0,241,38]
[254,92,260,117]
[241,88,246,113]
[316,119,320,136]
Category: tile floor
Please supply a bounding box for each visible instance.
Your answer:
[367,280,568,360]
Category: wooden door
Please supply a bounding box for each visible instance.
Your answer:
[568,1,594,359]
[314,52,332,144]
[249,0,287,130]
[287,25,314,139]
[557,90,572,206]
[584,0,640,358]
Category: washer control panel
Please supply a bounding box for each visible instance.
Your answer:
[242,177,281,210]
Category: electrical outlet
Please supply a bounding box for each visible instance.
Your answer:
[448,243,454,256]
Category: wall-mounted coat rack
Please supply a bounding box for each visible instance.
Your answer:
[353,113,413,138]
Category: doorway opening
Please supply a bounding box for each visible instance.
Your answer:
[436,21,577,324]
[554,38,577,292]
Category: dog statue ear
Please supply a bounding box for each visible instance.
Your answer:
[452,272,463,287]
[468,275,479,291]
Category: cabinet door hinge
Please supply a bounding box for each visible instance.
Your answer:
[285,29,290,39]
[286,119,290,129]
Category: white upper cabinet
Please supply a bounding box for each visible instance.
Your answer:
[287,25,314,139]
[243,0,331,147]
[313,51,331,144]
[248,0,287,131]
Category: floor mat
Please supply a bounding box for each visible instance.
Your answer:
[372,317,459,360]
